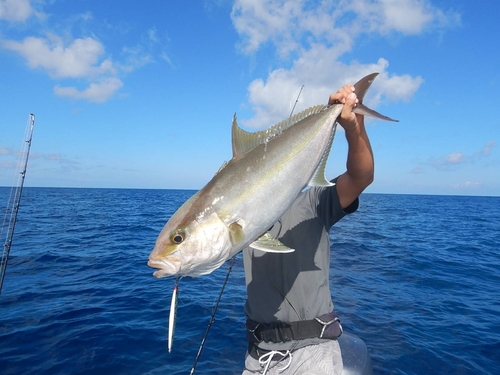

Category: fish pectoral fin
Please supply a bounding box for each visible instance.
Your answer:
[229,222,245,245]
[249,233,295,253]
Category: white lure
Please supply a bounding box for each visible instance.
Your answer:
[168,282,178,353]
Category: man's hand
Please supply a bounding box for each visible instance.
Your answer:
[328,84,364,132]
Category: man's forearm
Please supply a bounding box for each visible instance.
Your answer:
[344,121,374,190]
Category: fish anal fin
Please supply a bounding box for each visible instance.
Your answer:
[249,233,295,253]
[308,123,337,187]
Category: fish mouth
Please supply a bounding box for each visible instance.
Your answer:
[147,258,180,278]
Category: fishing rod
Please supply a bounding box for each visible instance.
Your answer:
[189,256,236,375]
[289,85,304,118]
[0,114,35,294]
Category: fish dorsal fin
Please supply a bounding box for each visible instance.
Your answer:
[268,104,328,136]
[231,115,269,158]
[231,105,328,158]
[213,160,228,176]
[308,122,337,187]
[249,232,295,253]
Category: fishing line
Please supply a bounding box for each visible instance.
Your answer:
[189,255,236,375]
[260,225,302,372]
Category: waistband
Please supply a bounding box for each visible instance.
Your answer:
[246,311,342,344]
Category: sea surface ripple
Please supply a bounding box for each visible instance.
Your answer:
[1,188,499,374]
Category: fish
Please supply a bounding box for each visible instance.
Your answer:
[148,73,397,278]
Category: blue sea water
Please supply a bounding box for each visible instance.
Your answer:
[0,187,499,375]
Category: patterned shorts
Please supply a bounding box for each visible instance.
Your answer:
[242,340,343,375]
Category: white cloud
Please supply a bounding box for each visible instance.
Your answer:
[120,45,154,72]
[0,0,34,22]
[421,141,496,172]
[369,71,424,103]
[2,35,114,79]
[232,0,460,55]
[0,145,79,175]
[119,27,174,71]
[475,140,497,157]
[349,0,440,35]
[445,152,465,164]
[0,146,12,155]
[54,77,124,103]
[243,55,422,128]
[1,33,124,102]
[231,0,456,128]
[147,28,159,43]
[0,5,169,104]
[231,0,303,55]
[453,181,481,190]
[424,152,466,171]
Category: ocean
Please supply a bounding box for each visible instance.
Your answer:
[0,187,499,374]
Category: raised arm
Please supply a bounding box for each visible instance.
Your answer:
[328,84,374,209]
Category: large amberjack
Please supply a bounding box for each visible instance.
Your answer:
[148,73,397,277]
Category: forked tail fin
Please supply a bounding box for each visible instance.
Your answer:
[353,73,399,122]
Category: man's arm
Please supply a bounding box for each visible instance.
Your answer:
[328,84,374,209]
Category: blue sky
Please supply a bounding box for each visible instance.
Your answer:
[0,0,498,196]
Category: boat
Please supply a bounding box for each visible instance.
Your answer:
[339,332,373,375]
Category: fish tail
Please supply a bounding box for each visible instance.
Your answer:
[352,73,399,122]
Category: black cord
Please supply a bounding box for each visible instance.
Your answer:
[189,256,236,375]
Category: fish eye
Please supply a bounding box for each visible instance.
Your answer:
[172,232,184,244]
